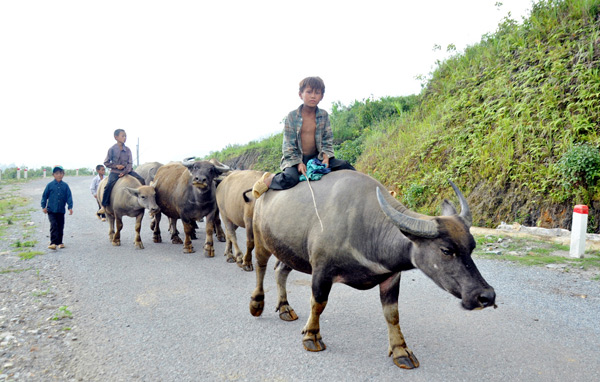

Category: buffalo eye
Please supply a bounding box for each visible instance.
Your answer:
[441,248,454,257]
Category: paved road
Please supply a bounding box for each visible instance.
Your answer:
[22,176,600,381]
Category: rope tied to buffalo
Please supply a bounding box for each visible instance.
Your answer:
[306,177,324,232]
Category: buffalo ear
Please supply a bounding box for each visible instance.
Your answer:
[124,187,140,197]
[441,199,457,216]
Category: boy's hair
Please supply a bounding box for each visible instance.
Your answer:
[96,164,105,171]
[114,129,125,137]
[299,76,325,94]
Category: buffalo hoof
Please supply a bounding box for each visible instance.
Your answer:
[302,337,326,352]
[241,263,253,272]
[278,307,298,321]
[135,242,144,250]
[204,245,215,258]
[191,232,198,240]
[153,236,162,243]
[172,237,184,245]
[217,234,226,243]
[112,240,121,246]
[392,354,420,369]
[226,254,236,263]
[183,247,195,254]
[249,300,264,317]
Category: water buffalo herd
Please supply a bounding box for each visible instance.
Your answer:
[96,160,496,370]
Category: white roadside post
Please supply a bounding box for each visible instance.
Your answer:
[569,204,588,258]
[17,167,20,180]
[43,168,47,178]
[24,168,28,179]
[76,169,79,176]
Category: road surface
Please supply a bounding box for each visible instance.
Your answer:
[13,176,600,381]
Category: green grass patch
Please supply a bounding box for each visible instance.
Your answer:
[495,253,571,266]
[0,267,32,274]
[12,240,37,249]
[18,251,44,260]
[0,187,31,238]
[0,193,28,214]
[31,288,51,297]
[52,306,73,320]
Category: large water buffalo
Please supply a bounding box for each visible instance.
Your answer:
[249,170,496,369]
[215,170,263,271]
[152,160,230,255]
[96,175,159,249]
[135,161,163,185]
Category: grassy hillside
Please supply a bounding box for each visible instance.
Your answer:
[208,0,600,230]
[358,0,600,229]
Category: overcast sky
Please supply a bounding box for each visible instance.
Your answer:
[0,0,533,170]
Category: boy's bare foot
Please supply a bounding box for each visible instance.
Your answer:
[252,172,274,198]
[48,244,57,250]
[58,244,65,249]
[97,207,106,214]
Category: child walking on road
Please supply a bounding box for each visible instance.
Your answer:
[41,166,73,250]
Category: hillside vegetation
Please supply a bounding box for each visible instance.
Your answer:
[207,0,600,231]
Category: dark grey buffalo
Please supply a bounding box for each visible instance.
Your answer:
[96,175,159,249]
[135,161,163,185]
[152,160,230,255]
[215,170,263,271]
[249,170,495,369]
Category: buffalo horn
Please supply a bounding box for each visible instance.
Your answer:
[209,158,231,173]
[449,180,472,227]
[376,188,439,238]
[182,157,196,165]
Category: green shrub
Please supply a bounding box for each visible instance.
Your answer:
[335,137,364,165]
[402,183,428,209]
[557,143,600,190]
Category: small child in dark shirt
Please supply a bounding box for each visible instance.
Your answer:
[41,166,73,250]
[98,129,145,212]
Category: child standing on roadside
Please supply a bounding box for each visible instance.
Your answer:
[90,164,106,221]
[41,166,73,250]
[98,129,145,213]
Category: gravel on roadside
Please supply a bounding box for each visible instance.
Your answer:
[1,183,77,381]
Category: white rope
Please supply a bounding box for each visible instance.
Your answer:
[306,177,324,232]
